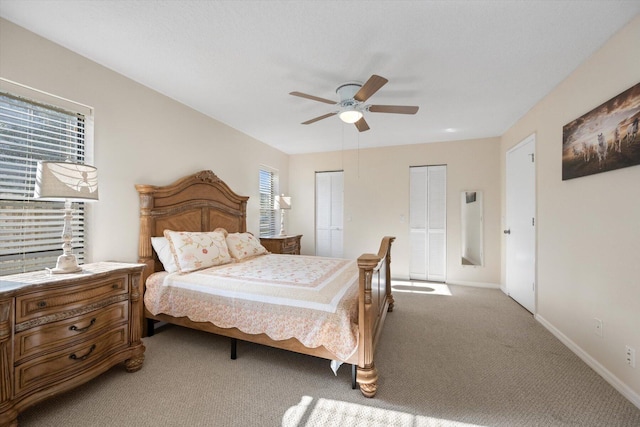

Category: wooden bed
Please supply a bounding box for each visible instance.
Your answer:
[136,170,394,397]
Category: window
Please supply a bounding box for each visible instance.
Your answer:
[259,168,277,237]
[0,89,92,276]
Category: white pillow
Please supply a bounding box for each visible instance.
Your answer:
[151,236,178,273]
[164,230,232,273]
[226,232,268,260]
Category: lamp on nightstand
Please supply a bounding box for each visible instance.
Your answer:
[274,194,291,236]
[34,160,99,274]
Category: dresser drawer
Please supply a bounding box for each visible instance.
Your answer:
[14,324,129,397]
[15,301,129,362]
[282,241,298,254]
[16,274,129,324]
[283,238,298,249]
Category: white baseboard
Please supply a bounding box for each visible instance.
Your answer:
[536,314,640,410]
[445,280,501,289]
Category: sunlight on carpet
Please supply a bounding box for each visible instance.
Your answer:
[392,280,452,296]
[282,396,485,427]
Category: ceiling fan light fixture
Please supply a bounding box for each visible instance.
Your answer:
[291,75,418,132]
[339,109,363,124]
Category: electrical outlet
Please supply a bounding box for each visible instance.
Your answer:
[626,346,636,368]
[594,318,603,337]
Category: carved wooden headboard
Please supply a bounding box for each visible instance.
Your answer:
[136,170,249,283]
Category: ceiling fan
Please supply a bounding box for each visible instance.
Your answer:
[290,75,419,132]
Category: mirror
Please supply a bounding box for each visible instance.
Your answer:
[461,191,483,266]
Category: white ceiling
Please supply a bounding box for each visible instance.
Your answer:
[1,1,639,154]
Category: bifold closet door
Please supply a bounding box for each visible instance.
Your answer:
[409,165,447,282]
[315,171,344,258]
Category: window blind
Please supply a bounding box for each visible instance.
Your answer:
[0,92,88,276]
[259,168,276,237]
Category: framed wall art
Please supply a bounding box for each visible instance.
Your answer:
[562,82,640,180]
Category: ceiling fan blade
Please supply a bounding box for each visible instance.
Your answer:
[290,91,336,105]
[368,105,419,114]
[302,112,337,125]
[354,75,388,103]
[354,117,370,132]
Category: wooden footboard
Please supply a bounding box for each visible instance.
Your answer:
[355,236,395,397]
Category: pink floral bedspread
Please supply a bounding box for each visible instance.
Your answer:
[145,254,359,360]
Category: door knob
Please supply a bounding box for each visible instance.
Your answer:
[503,229,511,235]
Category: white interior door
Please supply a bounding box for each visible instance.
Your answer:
[506,134,536,313]
[315,171,344,257]
[410,165,447,282]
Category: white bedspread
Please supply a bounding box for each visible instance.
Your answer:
[162,254,356,312]
[144,254,360,361]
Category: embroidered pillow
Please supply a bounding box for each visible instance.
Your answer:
[226,232,268,260]
[151,236,178,273]
[164,230,232,272]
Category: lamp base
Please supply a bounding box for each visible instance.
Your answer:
[47,254,82,274]
[279,208,286,236]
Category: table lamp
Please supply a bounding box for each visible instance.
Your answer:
[34,160,99,273]
[274,194,291,236]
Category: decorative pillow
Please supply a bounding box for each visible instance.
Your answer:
[226,232,268,260]
[151,236,179,273]
[163,230,232,272]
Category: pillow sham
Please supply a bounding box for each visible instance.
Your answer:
[226,232,268,260]
[151,236,179,273]
[163,230,232,273]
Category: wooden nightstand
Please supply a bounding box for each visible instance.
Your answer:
[260,235,302,255]
[0,262,146,426]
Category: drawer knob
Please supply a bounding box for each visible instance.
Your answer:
[37,301,47,308]
[69,344,97,361]
[112,284,119,290]
[69,318,96,333]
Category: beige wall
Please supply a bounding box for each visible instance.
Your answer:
[289,137,501,286]
[500,16,640,404]
[0,18,289,264]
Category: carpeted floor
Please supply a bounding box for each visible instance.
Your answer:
[18,283,640,426]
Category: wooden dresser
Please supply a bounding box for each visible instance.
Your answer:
[260,235,302,255]
[0,262,145,426]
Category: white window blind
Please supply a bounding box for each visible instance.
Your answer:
[259,168,277,237]
[0,92,89,275]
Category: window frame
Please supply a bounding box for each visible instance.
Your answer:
[259,166,279,237]
[0,79,94,276]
